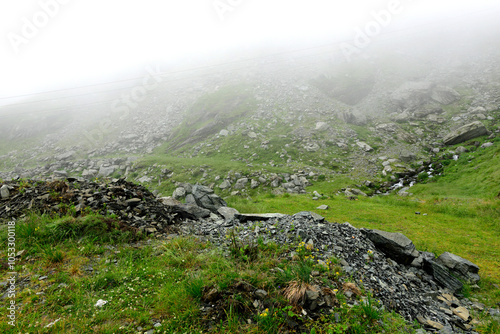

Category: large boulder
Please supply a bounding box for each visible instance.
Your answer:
[219,179,232,190]
[217,207,240,222]
[160,197,210,219]
[391,82,460,110]
[361,229,419,265]
[191,185,227,213]
[98,166,116,177]
[356,141,373,152]
[391,82,434,109]
[234,178,249,190]
[430,86,460,105]
[436,252,480,284]
[443,121,488,145]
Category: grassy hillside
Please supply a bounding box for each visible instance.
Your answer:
[412,138,500,199]
[167,85,257,151]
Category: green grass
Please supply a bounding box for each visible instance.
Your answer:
[412,140,500,199]
[167,84,257,151]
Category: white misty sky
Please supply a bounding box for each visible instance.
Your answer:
[0,0,498,100]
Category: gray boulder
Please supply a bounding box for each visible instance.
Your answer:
[160,197,210,219]
[443,121,488,145]
[361,229,419,264]
[137,176,152,183]
[356,141,373,152]
[217,207,240,222]
[430,86,460,105]
[1,185,10,199]
[98,166,116,177]
[172,187,186,200]
[391,82,459,110]
[391,81,434,109]
[191,185,227,213]
[234,178,249,190]
[436,252,480,284]
[185,194,197,206]
[55,151,76,161]
[293,211,325,223]
[82,169,98,178]
[219,179,232,190]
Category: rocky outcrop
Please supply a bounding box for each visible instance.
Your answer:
[361,229,419,265]
[391,82,460,110]
[443,121,489,145]
[436,252,480,284]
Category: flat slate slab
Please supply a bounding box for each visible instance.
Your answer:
[235,213,287,222]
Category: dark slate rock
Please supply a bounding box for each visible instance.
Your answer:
[293,211,325,223]
[234,213,287,222]
[424,260,463,293]
[160,197,210,219]
[436,252,480,284]
[361,229,419,265]
[191,185,226,213]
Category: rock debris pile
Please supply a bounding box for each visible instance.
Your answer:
[178,213,492,333]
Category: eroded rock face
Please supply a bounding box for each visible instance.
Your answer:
[436,252,480,284]
[361,229,419,265]
[443,121,488,145]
